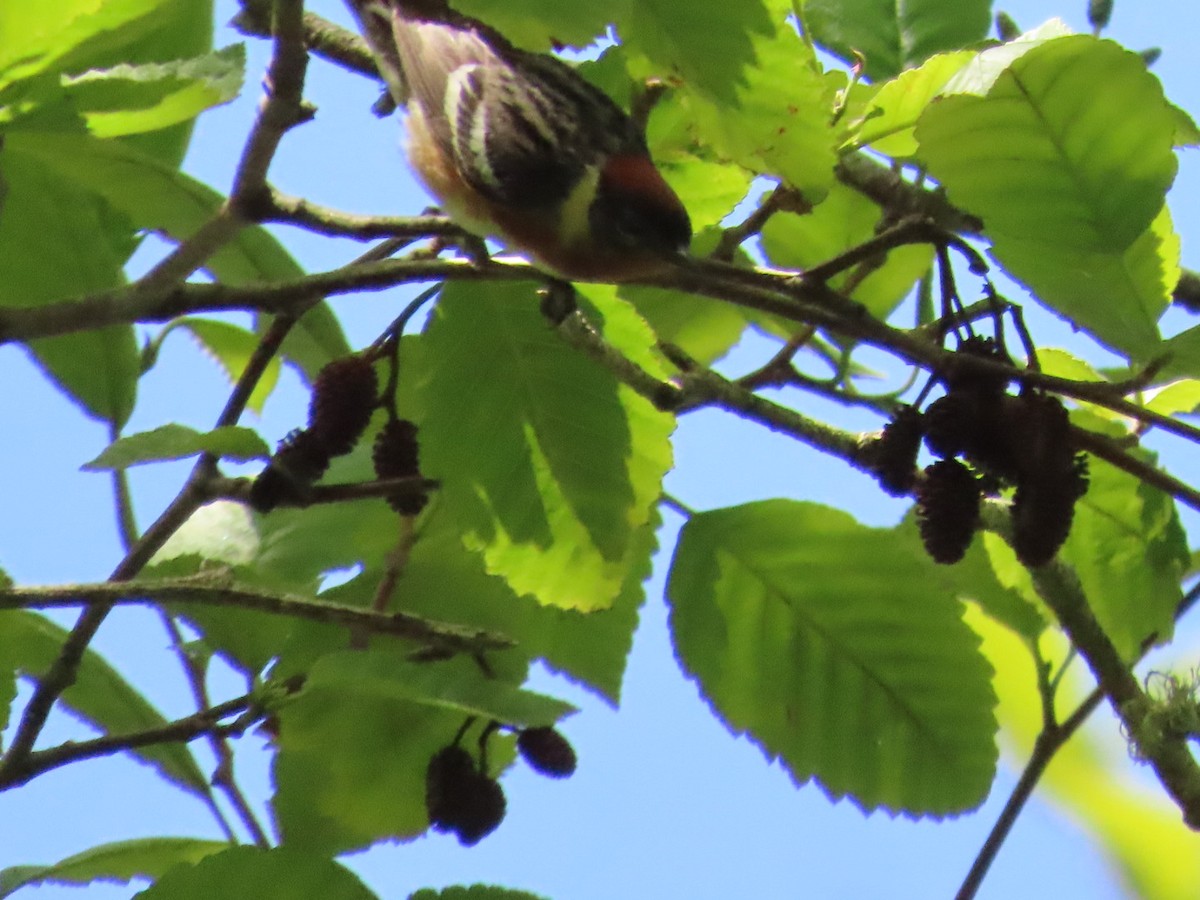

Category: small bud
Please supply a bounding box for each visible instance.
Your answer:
[517,727,577,778]
[1087,0,1113,31]
[995,11,1021,41]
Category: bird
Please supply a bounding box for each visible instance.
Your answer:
[346,0,692,282]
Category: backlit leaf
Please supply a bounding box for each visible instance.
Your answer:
[668,500,997,816]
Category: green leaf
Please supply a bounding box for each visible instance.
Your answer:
[616,281,748,366]
[656,156,754,233]
[760,182,934,320]
[661,17,837,202]
[317,501,650,705]
[1157,323,1200,382]
[60,44,244,138]
[1,126,346,379]
[454,0,623,48]
[300,651,574,725]
[29,328,140,429]
[988,204,1179,361]
[0,134,139,426]
[920,35,1178,248]
[0,611,209,798]
[800,0,991,81]
[846,50,974,157]
[0,0,172,90]
[274,653,556,852]
[409,888,549,900]
[0,837,228,898]
[83,424,269,471]
[174,318,282,413]
[896,514,1046,639]
[133,846,377,900]
[916,36,1179,358]
[1059,455,1187,659]
[153,501,261,569]
[667,500,997,816]
[0,0,214,169]
[940,19,1074,96]
[4,129,300,285]
[624,0,774,104]
[417,282,673,612]
[1143,380,1200,417]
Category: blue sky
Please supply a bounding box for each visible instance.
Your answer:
[3,1,1199,897]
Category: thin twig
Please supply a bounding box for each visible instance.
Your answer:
[0,579,514,652]
[979,504,1200,830]
[957,583,1200,898]
[158,612,271,847]
[139,0,311,291]
[0,694,257,789]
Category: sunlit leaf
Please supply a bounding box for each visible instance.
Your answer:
[61,44,244,137]
[668,500,997,816]
[661,16,837,202]
[847,50,974,157]
[0,837,228,898]
[800,0,991,80]
[761,182,934,320]
[132,846,377,900]
[917,36,1179,358]
[417,282,672,612]
[1059,456,1187,659]
[83,424,269,470]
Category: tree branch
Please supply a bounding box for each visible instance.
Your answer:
[0,694,258,789]
[979,503,1200,830]
[0,578,514,653]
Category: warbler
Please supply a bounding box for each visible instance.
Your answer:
[347,0,692,282]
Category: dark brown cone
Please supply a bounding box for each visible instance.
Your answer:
[944,335,1013,396]
[1012,452,1089,567]
[308,356,378,456]
[517,726,577,778]
[425,745,477,834]
[922,392,976,460]
[917,458,982,564]
[372,418,428,515]
[865,406,923,496]
[248,429,331,512]
[453,774,506,847]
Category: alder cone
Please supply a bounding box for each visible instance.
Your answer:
[425,745,477,834]
[248,428,331,512]
[424,745,507,845]
[1012,453,1089,567]
[945,335,1013,396]
[867,405,923,496]
[372,418,428,515]
[517,726,577,778]
[307,355,378,456]
[453,775,506,847]
[922,392,975,460]
[917,458,981,564]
